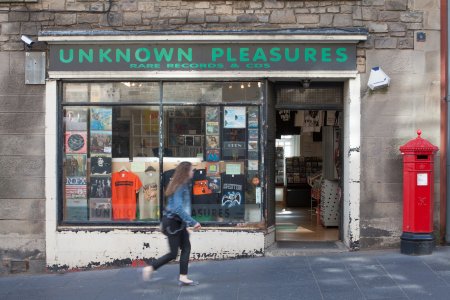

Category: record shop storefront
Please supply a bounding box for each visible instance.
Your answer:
[40,30,366,270]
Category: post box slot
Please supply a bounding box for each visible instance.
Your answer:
[417,155,428,160]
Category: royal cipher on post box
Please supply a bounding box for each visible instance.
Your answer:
[399,130,439,255]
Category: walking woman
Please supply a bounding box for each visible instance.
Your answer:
[142,161,201,286]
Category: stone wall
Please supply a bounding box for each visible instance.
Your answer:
[0,0,442,273]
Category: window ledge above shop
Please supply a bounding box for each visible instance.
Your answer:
[39,28,368,43]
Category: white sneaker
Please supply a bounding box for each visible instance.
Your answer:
[142,266,154,281]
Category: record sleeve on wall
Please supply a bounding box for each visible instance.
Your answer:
[65,198,88,221]
[89,176,112,198]
[90,107,112,131]
[91,155,112,175]
[65,176,87,199]
[65,131,87,154]
[205,106,220,122]
[64,154,87,177]
[206,149,220,162]
[90,131,112,154]
[89,198,112,221]
[64,108,87,131]
[206,135,220,149]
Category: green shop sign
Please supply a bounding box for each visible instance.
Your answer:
[49,43,356,72]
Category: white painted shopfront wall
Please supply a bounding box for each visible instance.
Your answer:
[43,34,363,269]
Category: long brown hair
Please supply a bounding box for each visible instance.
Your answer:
[165,161,192,197]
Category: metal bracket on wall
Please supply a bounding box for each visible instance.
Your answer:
[25,52,46,85]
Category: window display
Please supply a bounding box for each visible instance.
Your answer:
[61,82,263,225]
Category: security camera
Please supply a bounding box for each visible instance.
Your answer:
[21,35,35,46]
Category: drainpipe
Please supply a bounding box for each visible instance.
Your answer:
[446,0,450,244]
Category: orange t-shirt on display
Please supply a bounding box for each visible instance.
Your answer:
[111,171,143,220]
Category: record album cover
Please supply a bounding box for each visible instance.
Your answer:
[64,154,87,177]
[90,131,112,154]
[65,131,87,154]
[64,108,88,131]
[90,107,112,131]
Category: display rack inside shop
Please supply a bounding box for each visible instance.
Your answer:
[285,156,322,207]
[275,147,284,185]
[165,109,204,158]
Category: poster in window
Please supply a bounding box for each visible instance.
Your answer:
[224,107,246,128]
[207,176,221,193]
[248,151,259,160]
[248,121,258,128]
[223,141,246,160]
[225,162,244,175]
[90,107,112,131]
[64,154,87,177]
[65,176,87,199]
[89,198,112,221]
[65,198,88,221]
[91,155,112,175]
[248,160,259,171]
[206,122,219,135]
[205,107,220,122]
[206,149,220,162]
[206,135,220,149]
[248,141,258,151]
[65,131,87,154]
[90,131,112,154]
[206,162,220,176]
[248,107,258,122]
[89,176,112,198]
[248,129,258,140]
[221,174,245,219]
[64,108,87,131]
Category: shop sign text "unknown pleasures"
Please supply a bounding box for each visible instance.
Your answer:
[49,43,356,72]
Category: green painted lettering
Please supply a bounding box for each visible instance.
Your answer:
[60,49,74,63]
[226,48,237,62]
[336,47,348,62]
[116,49,131,62]
[135,48,151,62]
[269,48,282,62]
[99,48,112,63]
[253,48,267,62]
[239,48,249,62]
[211,48,224,62]
[285,48,300,62]
[304,48,317,62]
[321,48,331,62]
[79,49,94,63]
[178,48,192,62]
[153,48,174,62]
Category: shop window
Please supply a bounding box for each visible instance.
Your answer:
[62,105,160,223]
[60,81,263,226]
[64,82,160,103]
[163,82,263,103]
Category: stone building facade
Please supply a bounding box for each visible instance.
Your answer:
[0,0,442,274]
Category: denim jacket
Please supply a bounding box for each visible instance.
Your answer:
[165,183,197,227]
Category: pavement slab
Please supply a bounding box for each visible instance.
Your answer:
[1,247,450,300]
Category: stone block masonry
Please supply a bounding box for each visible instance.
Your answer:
[0,0,442,273]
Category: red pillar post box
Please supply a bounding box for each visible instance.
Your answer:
[399,130,438,255]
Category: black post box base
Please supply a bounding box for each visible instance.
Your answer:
[400,232,435,255]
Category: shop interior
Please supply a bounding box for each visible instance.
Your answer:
[275,108,342,242]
